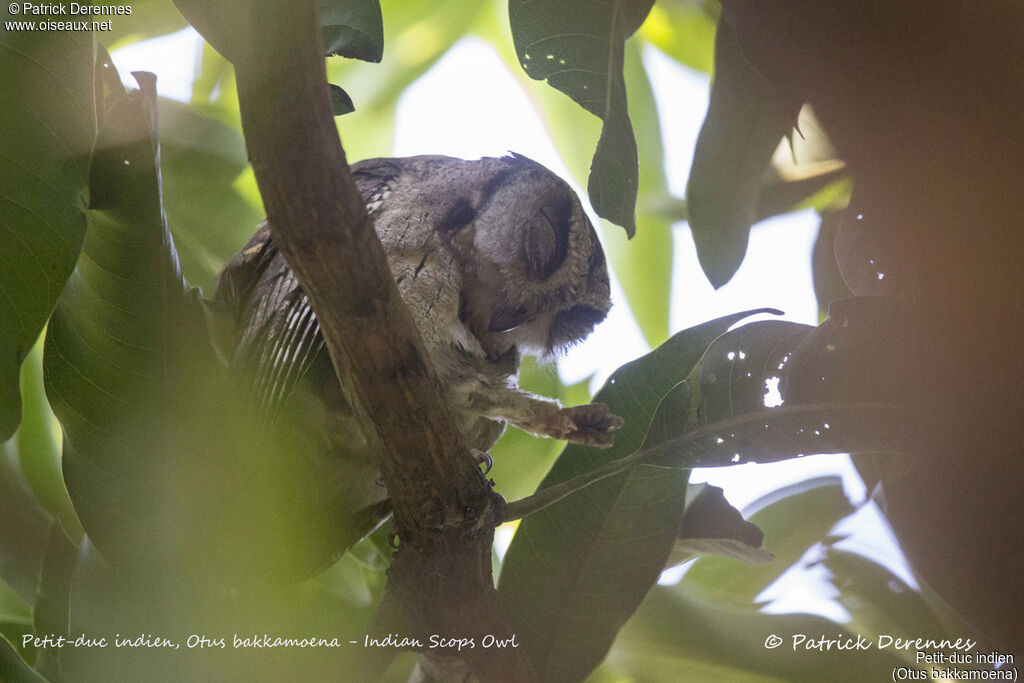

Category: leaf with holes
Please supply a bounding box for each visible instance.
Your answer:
[640,297,913,469]
[509,0,656,236]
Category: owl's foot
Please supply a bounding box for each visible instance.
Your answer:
[545,403,624,449]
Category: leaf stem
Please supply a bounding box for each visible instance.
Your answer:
[500,449,646,522]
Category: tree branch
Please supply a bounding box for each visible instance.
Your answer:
[222,1,535,679]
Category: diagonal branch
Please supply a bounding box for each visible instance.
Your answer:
[205,0,535,679]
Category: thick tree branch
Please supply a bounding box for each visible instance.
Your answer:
[219,1,535,679]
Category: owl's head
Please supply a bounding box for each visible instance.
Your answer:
[351,153,612,359]
[457,154,611,358]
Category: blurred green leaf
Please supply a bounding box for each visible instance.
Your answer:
[608,580,910,683]
[0,446,51,605]
[32,526,76,683]
[499,309,774,683]
[0,579,31,625]
[823,547,946,655]
[322,0,384,61]
[43,72,209,571]
[0,577,34,669]
[0,31,94,441]
[638,1,718,74]
[685,18,797,288]
[44,73,375,585]
[509,0,657,235]
[157,97,261,292]
[0,632,46,683]
[102,0,189,49]
[16,337,82,543]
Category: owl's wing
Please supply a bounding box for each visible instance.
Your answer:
[214,158,401,416]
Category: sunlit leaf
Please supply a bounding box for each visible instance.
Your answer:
[498,309,774,683]
[0,31,94,440]
[509,0,657,235]
[685,18,798,288]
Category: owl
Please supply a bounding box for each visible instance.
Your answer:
[215,154,622,465]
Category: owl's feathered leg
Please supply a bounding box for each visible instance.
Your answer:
[455,378,623,448]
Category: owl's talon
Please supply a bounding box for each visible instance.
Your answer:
[471,448,494,475]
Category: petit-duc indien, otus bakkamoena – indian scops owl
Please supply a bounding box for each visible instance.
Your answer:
[215,154,623,472]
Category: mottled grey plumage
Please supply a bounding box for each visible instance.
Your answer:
[215,154,622,460]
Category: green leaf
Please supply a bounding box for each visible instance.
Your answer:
[321,0,384,61]
[509,0,657,235]
[0,579,31,625]
[608,581,911,683]
[685,18,797,288]
[822,547,947,656]
[0,632,46,683]
[638,1,718,74]
[598,42,672,346]
[0,31,94,440]
[0,445,51,605]
[16,336,83,543]
[682,481,853,606]
[157,98,261,292]
[32,526,76,683]
[640,298,912,468]
[44,74,373,581]
[99,1,189,48]
[667,483,771,568]
[498,309,775,683]
[42,71,209,570]
[330,83,357,115]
